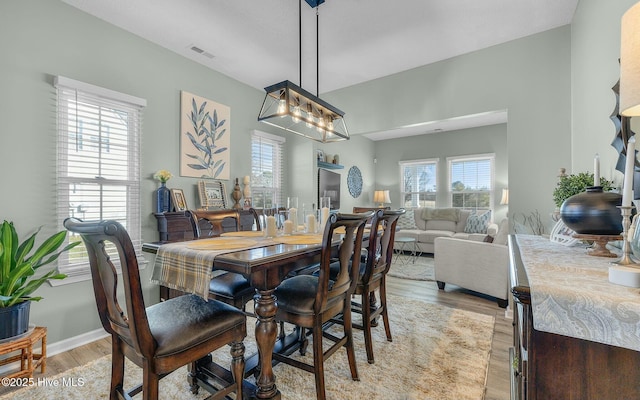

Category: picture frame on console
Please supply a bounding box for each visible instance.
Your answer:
[198,180,227,209]
[170,188,188,212]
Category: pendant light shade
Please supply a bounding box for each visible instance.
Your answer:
[258,80,349,142]
[258,0,349,143]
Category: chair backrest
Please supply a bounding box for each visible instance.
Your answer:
[363,209,406,283]
[316,212,371,313]
[63,218,155,358]
[187,209,241,238]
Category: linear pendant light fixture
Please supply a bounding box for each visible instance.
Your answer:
[257,0,349,143]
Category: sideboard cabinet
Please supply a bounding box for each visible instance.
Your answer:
[509,235,640,400]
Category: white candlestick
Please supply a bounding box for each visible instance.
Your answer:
[266,215,277,237]
[594,153,600,187]
[623,136,636,207]
[321,207,330,230]
[306,214,317,234]
[283,220,294,235]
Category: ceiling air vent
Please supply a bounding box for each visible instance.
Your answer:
[188,44,214,59]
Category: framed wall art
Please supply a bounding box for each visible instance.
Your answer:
[170,188,188,212]
[198,180,227,209]
[180,91,231,180]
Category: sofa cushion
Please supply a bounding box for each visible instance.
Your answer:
[417,230,455,243]
[464,210,492,234]
[425,219,457,232]
[397,209,418,230]
[452,232,487,242]
[492,218,509,245]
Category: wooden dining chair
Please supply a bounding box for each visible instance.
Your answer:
[187,209,258,313]
[351,208,405,364]
[272,212,371,400]
[63,218,246,400]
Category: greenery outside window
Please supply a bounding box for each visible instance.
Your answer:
[448,154,494,211]
[399,159,437,208]
[251,130,285,208]
[55,76,146,284]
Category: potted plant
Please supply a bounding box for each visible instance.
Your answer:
[552,172,614,208]
[0,220,80,340]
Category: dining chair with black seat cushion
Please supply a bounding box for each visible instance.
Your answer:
[187,209,258,313]
[273,211,371,400]
[350,208,405,364]
[63,218,246,400]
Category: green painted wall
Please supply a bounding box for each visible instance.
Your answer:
[326,26,572,230]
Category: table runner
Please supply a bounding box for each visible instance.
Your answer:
[516,234,640,351]
[150,234,325,298]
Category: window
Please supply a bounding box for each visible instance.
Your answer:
[251,130,285,208]
[448,154,494,211]
[399,159,437,208]
[55,76,146,284]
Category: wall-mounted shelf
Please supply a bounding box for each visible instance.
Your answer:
[317,160,344,169]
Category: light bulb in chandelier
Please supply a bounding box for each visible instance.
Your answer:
[292,105,301,123]
[277,99,287,115]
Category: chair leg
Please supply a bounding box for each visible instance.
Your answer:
[379,280,392,342]
[110,337,125,400]
[230,341,245,400]
[361,292,375,364]
[342,302,360,381]
[312,324,326,400]
[142,359,159,400]
[368,291,379,327]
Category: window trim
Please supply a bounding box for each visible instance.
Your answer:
[446,153,495,210]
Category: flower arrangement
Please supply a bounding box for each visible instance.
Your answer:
[153,169,173,183]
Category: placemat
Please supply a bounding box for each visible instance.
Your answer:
[220,231,264,238]
[276,235,323,245]
[186,237,258,250]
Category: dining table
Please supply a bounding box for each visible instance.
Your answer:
[144,229,351,400]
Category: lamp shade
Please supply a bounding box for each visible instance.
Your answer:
[258,80,349,143]
[374,190,391,206]
[500,189,509,205]
[621,2,640,117]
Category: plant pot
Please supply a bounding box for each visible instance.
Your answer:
[560,186,627,235]
[0,301,31,340]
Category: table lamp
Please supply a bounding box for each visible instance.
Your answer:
[374,190,391,208]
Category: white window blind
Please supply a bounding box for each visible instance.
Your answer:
[55,76,146,283]
[399,159,437,208]
[448,154,494,211]
[251,130,285,208]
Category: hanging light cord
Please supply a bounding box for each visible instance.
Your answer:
[316,6,320,97]
[299,0,302,87]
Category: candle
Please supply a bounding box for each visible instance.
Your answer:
[289,208,298,231]
[321,207,330,230]
[266,215,277,237]
[283,220,294,235]
[623,136,636,207]
[243,175,250,185]
[306,214,317,234]
[594,153,600,187]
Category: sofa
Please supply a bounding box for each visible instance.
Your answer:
[394,207,498,254]
[434,218,510,307]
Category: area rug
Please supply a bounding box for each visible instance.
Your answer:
[388,254,435,281]
[0,295,494,400]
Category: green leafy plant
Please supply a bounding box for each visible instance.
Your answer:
[552,172,614,208]
[0,221,80,307]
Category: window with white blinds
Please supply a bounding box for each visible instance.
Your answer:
[399,159,438,208]
[448,154,494,211]
[251,130,285,208]
[54,76,146,284]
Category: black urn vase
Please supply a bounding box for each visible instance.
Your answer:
[560,186,628,235]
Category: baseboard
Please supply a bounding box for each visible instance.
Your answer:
[47,328,109,357]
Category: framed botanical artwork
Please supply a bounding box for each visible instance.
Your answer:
[170,188,188,212]
[180,91,231,180]
[198,180,227,209]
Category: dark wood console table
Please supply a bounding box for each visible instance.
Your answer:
[509,234,640,400]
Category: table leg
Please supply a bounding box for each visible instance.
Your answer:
[254,289,281,400]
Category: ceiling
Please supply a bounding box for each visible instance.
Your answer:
[61,0,578,140]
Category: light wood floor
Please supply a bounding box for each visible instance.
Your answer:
[0,276,512,399]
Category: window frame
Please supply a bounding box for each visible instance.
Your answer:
[447,153,495,211]
[54,76,146,285]
[399,158,438,208]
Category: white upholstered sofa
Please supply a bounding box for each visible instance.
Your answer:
[394,207,498,254]
[433,218,510,307]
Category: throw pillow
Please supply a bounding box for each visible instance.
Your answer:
[396,209,417,230]
[464,210,492,234]
[483,235,494,243]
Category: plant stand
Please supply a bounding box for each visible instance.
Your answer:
[0,326,46,380]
